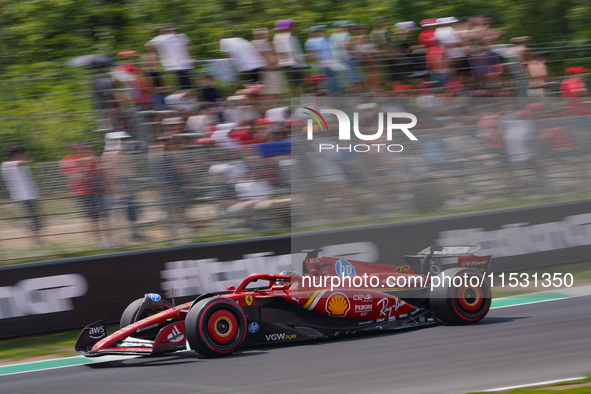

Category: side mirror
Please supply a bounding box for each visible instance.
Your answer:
[226,285,235,291]
[430,245,444,253]
[271,284,290,292]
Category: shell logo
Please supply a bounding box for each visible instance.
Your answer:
[325,292,350,317]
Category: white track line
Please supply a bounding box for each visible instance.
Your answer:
[490,296,568,309]
[481,376,586,392]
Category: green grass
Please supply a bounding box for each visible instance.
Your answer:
[468,376,591,393]
[0,325,118,365]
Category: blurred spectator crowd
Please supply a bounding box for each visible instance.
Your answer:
[1,15,591,260]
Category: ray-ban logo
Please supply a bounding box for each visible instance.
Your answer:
[301,107,418,153]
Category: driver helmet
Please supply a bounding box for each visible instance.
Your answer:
[276,270,298,285]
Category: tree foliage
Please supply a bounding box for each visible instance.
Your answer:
[1,0,591,68]
[1,0,591,159]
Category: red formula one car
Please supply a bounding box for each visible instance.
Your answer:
[75,246,492,358]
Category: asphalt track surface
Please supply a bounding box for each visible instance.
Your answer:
[2,296,590,394]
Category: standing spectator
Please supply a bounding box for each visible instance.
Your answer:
[91,66,119,130]
[149,135,191,239]
[391,21,423,86]
[146,24,195,90]
[526,52,549,97]
[370,18,390,53]
[102,132,145,241]
[503,110,542,191]
[506,36,533,97]
[305,25,339,94]
[252,28,288,98]
[418,19,438,47]
[273,19,308,94]
[370,18,393,89]
[434,17,466,83]
[112,50,151,110]
[348,24,377,91]
[252,29,277,67]
[330,21,354,91]
[504,110,535,163]
[142,52,169,109]
[1,146,45,253]
[425,38,449,86]
[59,143,112,247]
[220,36,267,83]
[561,66,589,116]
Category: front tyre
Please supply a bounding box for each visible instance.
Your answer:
[186,297,247,357]
[430,268,491,325]
[120,297,172,329]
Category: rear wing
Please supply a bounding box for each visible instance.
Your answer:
[404,245,492,275]
[416,245,482,255]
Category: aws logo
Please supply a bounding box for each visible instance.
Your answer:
[88,326,106,340]
[325,292,350,317]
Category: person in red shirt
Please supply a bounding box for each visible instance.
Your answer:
[418,19,450,85]
[112,50,153,109]
[59,143,112,247]
[561,66,590,116]
[418,19,438,47]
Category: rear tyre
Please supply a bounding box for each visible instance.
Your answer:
[120,298,172,329]
[186,297,247,358]
[430,268,491,325]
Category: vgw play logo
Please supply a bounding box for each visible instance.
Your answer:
[301,107,418,153]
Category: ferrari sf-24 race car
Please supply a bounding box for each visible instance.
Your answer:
[75,246,492,358]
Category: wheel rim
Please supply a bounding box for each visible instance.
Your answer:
[458,285,484,312]
[450,273,490,321]
[207,309,238,345]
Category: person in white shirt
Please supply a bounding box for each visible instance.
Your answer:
[186,107,218,136]
[220,37,267,83]
[272,19,308,93]
[1,145,44,248]
[434,17,468,81]
[211,123,242,149]
[252,28,288,97]
[146,24,195,90]
[164,89,199,114]
[503,111,535,163]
